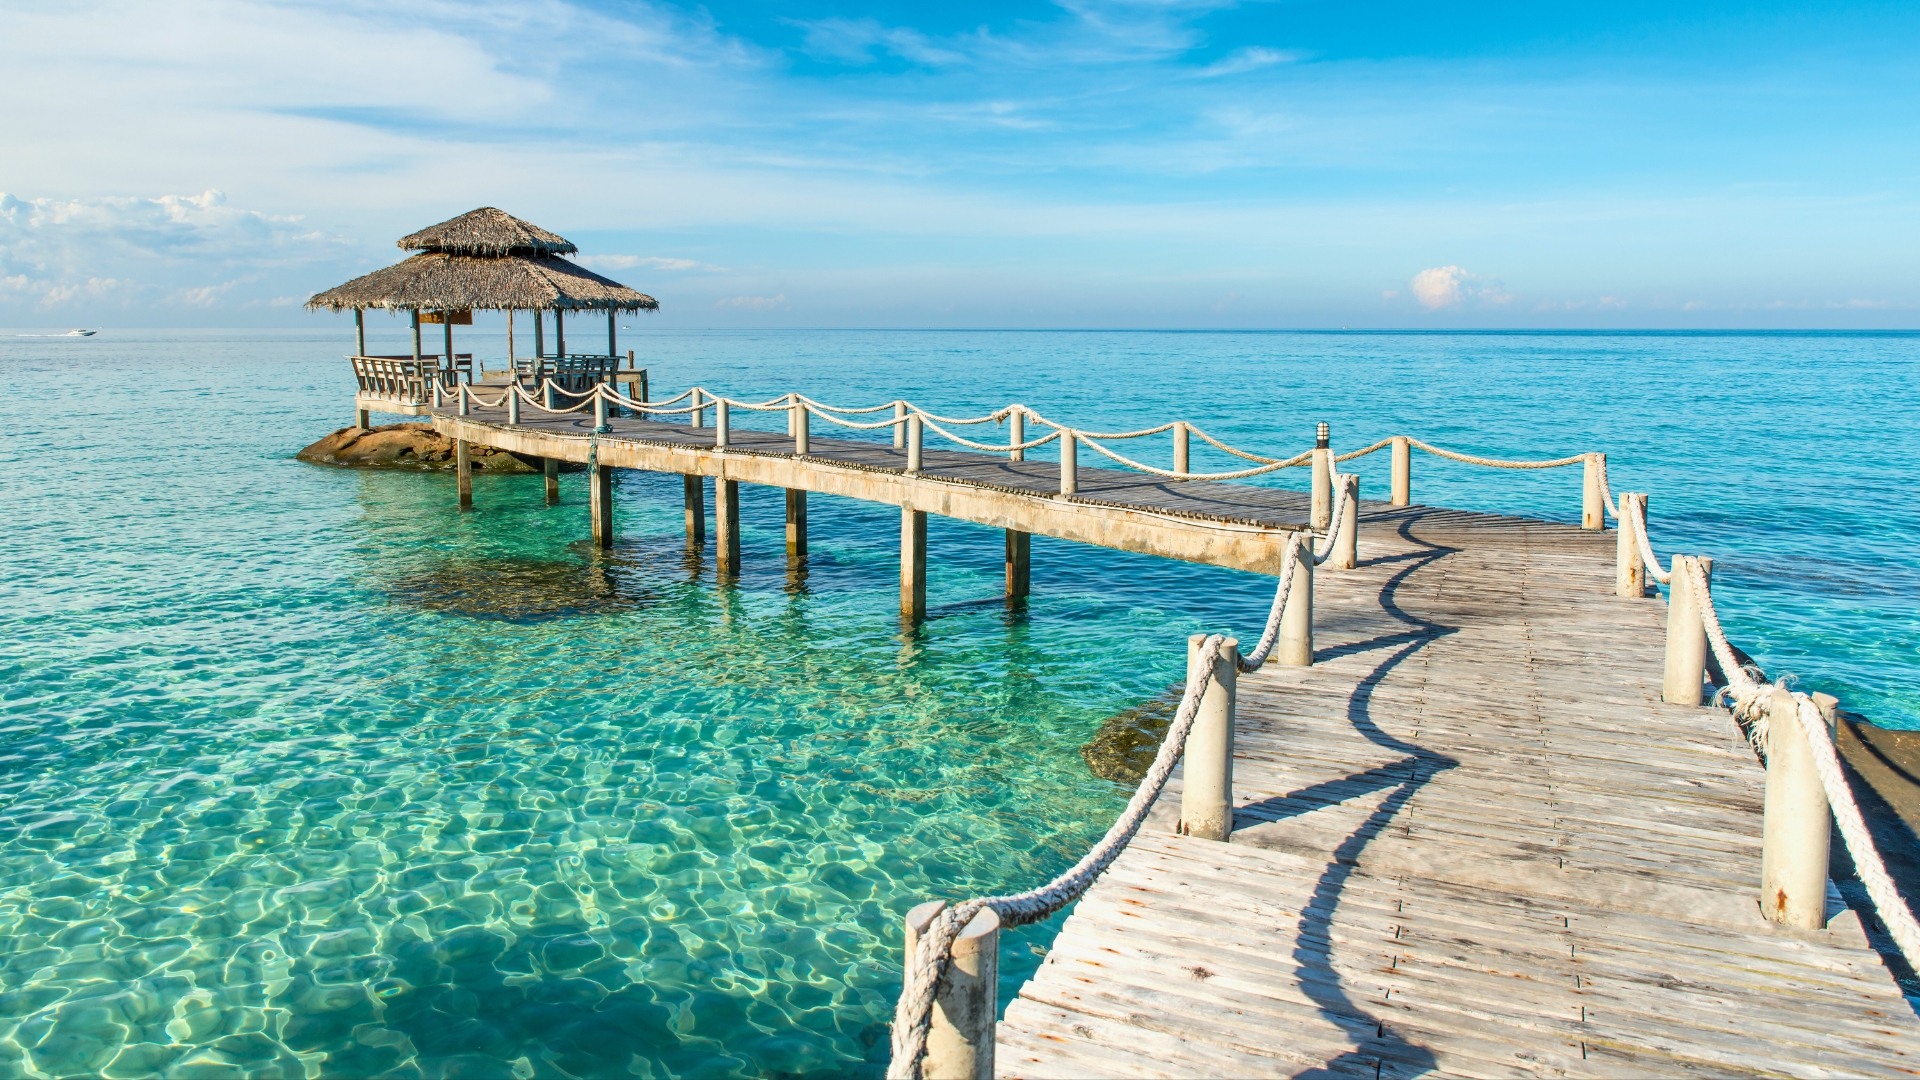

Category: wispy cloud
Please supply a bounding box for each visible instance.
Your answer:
[1196,47,1300,78]
[717,293,787,310]
[577,254,728,273]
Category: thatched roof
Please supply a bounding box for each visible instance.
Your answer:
[306,252,658,312]
[398,207,577,256]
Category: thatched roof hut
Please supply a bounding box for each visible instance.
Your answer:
[307,208,658,314]
[309,209,658,423]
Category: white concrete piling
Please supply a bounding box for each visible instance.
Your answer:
[1180,634,1239,842]
[894,401,908,450]
[1391,436,1410,506]
[1661,555,1713,705]
[1060,433,1077,495]
[903,901,1000,1080]
[794,400,810,456]
[1009,409,1025,463]
[907,415,924,474]
[1615,492,1646,598]
[715,400,730,448]
[1759,686,1833,929]
[1583,453,1605,530]
[1174,421,1190,476]
[1311,423,1331,531]
[1330,475,1359,570]
[1279,548,1313,666]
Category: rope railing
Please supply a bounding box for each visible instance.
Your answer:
[450,383,1611,511]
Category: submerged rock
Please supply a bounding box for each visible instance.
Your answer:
[1081,687,1182,785]
[297,423,535,472]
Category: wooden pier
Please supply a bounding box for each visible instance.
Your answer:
[421,390,1919,1078]
[997,510,1919,1078]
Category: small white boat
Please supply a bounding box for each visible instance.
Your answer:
[65,329,96,337]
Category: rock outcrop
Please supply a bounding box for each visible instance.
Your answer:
[297,423,535,472]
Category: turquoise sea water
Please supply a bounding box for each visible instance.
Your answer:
[1,328,1915,1078]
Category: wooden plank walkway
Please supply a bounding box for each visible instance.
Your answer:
[997,509,1919,1078]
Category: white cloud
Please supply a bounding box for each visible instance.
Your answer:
[1409,265,1512,310]
[791,18,966,66]
[577,254,727,273]
[1196,47,1299,78]
[717,293,787,310]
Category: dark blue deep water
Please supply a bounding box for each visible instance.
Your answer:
[1,328,1914,1077]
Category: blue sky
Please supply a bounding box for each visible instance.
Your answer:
[2,0,1915,327]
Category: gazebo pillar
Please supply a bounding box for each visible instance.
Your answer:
[354,308,369,429]
[443,316,454,385]
[411,310,422,365]
[534,312,545,359]
[607,310,616,360]
[556,310,566,358]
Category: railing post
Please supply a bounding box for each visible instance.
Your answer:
[433,380,444,410]
[1615,492,1645,598]
[1279,546,1313,666]
[1329,475,1359,570]
[1060,432,1077,495]
[1661,555,1713,705]
[1582,453,1605,530]
[1008,408,1024,463]
[507,387,520,426]
[593,387,608,432]
[455,439,472,509]
[894,401,908,450]
[1180,634,1239,842]
[542,380,554,411]
[715,399,730,448]
[794,400,810,456]
[1174,421,1189,476]
[1390,436,1410,506]
[903,902,1000,1080]
[907,415,923,474]
[690,388,705,429]
[1760,687,1833,929]
[1311,422,1331,530]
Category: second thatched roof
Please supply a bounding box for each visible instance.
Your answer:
[400,207,577,256]
[305,251,659,313]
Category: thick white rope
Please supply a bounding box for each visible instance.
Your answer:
[1076,432,1307,481]
[1238,534,1302,672]
[1406,438,1586,470]
[888,635,1228,1079]
[1685,559,1920,965]
[1628,497,1674,585]
[1334,438,1395,463]
[1186,424,1306,466]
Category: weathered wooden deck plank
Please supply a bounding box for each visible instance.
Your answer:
[999,522,1918,1078]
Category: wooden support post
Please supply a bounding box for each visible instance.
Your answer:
[590,464,612,548]
[507,310,515,367]
[903,902,1000,1080]
[1616,492,1646,598]
[1180,634,1239,842]
[684,475,705,544]
[1005,530,1030,603]
[1008,408,1024,462]
[455,439,472,508]
[895,401,908,450]
[411,309,422,366]
[1173,421,1189,476]
[555,309,566,358]
[1329,475,1359,570]
[715,400,730,448]
[1662,555,1713,705]
[1311,422,1331,531]
[356,407,370,430]
[534,311,544,358]
[716,478,740,576]
[1059,433,1077,495]
[907,415,923,474]
[1760,687,1833,929]
[902,506,927,623]
[608,309,616,361]
[354,308,366,357]
[1278,549,1313,666]
[443,318,454,388]
[786,489,807,560]
[1391,436,1410,506]
[1583,453,1605,530]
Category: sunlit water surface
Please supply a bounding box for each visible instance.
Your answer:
[1,329,1915,1078]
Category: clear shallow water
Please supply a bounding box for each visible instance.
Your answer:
[0,328,1915,1078]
